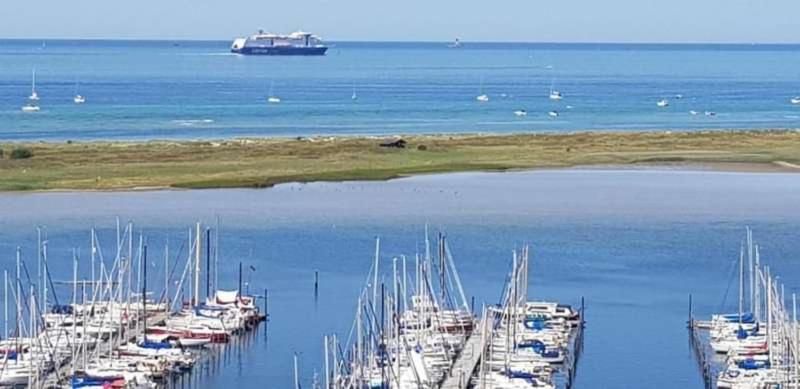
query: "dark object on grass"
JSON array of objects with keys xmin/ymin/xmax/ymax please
[
  {"xmin": 417, "ymin": 144, "xmax": 428, "ymax": 151},
  {"xmin": 10, "ymin": 148, "xmax": 33, "ymax": 160},
  {"xmin": 380, "ymin": 139, "xmax": 407, "ymax": 148}
]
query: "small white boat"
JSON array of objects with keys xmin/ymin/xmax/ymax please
[
  {"xmin": 548, "ymin": 110, "xmax": 559, "ymax": 118},
  {"xmin": 790, "ymin": 97, "xmax": 800, "ymax": 105},
  {"xmin": 689, "ymin": 110, "xmax": 699, "ymax": 115},
  {"xmin": 513, "ymin": 110, "xmax": 527, "ymax": 117},
  {"xmin": 675, "ymin": 94, "xmax": 683, "ymax": 99},
  {"xmin": 22, "ymin": 104, "xmax": 40, "ymax": 112},
  {"xmin": 73, "ymin": 79, "xmax": 85, "ymax": 104},
  {"xmin": 656, "ymin": 99, "xmax": 669, "ymax": 107},
  {"xmin": 476, "ymin": 77, "xmax": 489, "ymax": 102},
  {"xmin": 29, "ymin": 69, "xmax": 40, "ymax": 101},
  {"xmin": 705, "ymin": 111, "xmax": 716, "ymax": 116},
  {"xmin": 351, "ymin": 86, "xmax": 358, "ymax": 101},
  {"xmin": 549, "ymin": 90, "xmax": 563, "ymax": 100},
  {"xmin": 267, "ymin": 81, "xmax": 281, "ymax": 104},
  {"xmin": 447, "ymin": 38, "xmax": 462, "ymax": 48}
]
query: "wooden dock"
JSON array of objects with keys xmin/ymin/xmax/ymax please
[
  {"xmin": 42, "ymin": 311, "xmax": 169, "ymax": 387},
  {"xmin": 441, "ymin": 317, "xmax": 486, "ymax": 389}
]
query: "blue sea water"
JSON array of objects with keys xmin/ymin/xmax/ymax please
[
  {"xmin": 0, "ymin": 40, "xmax": 799, "ymax": 141},
  {"xmin": 0, "ymin": 169, "xmax": 799, "ymax": 387}
]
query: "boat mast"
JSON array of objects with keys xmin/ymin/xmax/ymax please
[
  {"xmin": 164, "ymin": 240, "xmax": 169, "ymax": 312},
  {"xmin": 43, "ymin": 241, "xmax": 48, "ymax": 313},
  {"xmin": 143, "ymin": 244, "xmax": 148, "ymax": 342},
  {"xmin": 373, "ymin": 238, "xmax": 380, "ymax": 307},
  {"xmin": 738, "ymin": 243, "xmax": 744, "ymax": 326},
  {"xmin": 3, "ymin": 270, "xmax": 6, "ymax": 339},
  {"xmin": 323, "ymin": 335, "xmax": 330, "ymax": 389},
  {"xmin": 293, "ymin": 353, "xmax": 300, "ymax": 389},
  {"xmin": 71, "ymin": 249, "xmax": 78, "ymax": 375},
  {"xmin": 91, "ymin": 228, "xmax": 96, "ymax": 297},
  {"xmin": 16, "ymin": 246, "xmax": 22, "ymax": 353},
  {"xmin": 37, "ymin": 227, "xmax": 42, "ymax": 309},
  {"xmin": 194, "ymin": 222, "xmax": 201, "ymax": 306},
  {"xmin": 748, "ymin": 227, "xmax": 754, "ymax": 314}
]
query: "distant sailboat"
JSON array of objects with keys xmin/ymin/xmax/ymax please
[
  {"xmin": 689, "ymin": 110, "xmax": 699, "ymax": 115},
  {"xmin": 548, "ymin": 78, "xmax": 563, "ymax": 100},
  {"xmin": 267, "ymin": 81, "xmax": 281, "ymax": 104},
  {"xmin": 29, "ymin": 69, "xmax": 40, "ymax": 101},
  {"xmin": 548, "ymin": 110, "xmax": 559, "ymax": 118},
  {"xmin": 351, "ymin": 84, "xmax": 358, "ymax": 101},
  {"xmin": 448, "ymin": 38, "xmax": 462, "ymax": 48},
  {"xmin": 476, "ymin": 77, "xmax": 489, "ymax": 102},
  {"xmin": 21, "ymin": 104, "xmax": 40, "ymax": 112},
  {"xmin": 513, "ymin": 109, "xmax": 527, "ymax": 117},
  {"xmin": 73, "ymin": 79, "xmax": 85, "ymax": 104},
  {"xmin": 656, "ymin": 99, "xmax": 669, "ymax": 108},
  {"xmin": 791, "ymin": 97, "xmax": 800, "ymax": 105}
]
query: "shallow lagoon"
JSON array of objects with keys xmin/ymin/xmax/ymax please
[{"xmin": 1, "ymin": 168, "xmax": 799, "ymax": 388}]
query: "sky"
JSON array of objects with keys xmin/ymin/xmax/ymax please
[{"xmin": 0, "ymin": 0, "xmax": 798, "ymax": 43}]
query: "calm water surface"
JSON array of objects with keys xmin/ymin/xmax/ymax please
[
  {"xmin": 1, "ymin": 40, "xmax": 799, "ymax": 140},
  {"xmin": 0, "ymin": 169, "xmax": 799, "ymax": 388}
]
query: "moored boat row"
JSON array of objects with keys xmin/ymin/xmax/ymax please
[{"xmin": 0, "ymin": 220, "xmax": 266, "ymax": 388}]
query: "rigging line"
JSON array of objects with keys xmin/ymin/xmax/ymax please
[{"xmin": 717, "ymin": 255, "xmax": 741, "ymax": 314}]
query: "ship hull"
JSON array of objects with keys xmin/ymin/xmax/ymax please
[{"xmin": 232, "ymin": 46, "xmax": 328, "ymax": 56}]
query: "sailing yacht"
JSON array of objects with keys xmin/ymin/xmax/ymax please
[
  {"xmin": 21, "ymin": 104, "xmax": 40, "ymax": 112},
  {"xmin": 74, "ymin": 79, "xmax": 86, "ymax": 104},
  {"xmin": 548, "ymin": 110, "xmax": 559, "ymax": 118},
  {"xmin": 548, "ymin": 79, "xmax": 563, "ymax": 100},
  {"xmin": 476, "ymin": 77, "xmax": 489, "ymax": 102},
  {"xmin": 791, "ymin": 97, "xmax": 800, "ymax": 105},
  {"xmin": 29, "ymin": 69, "xmax": 40, "ymax": 101},
  {"xmin": 351, "ymin": 84, "xmax": 358, "ymax": 101},
  {"xmin": 514, "ymin": 109, "xmax": 527, "ymax": 117},
  {"xmin": 656, "ymin": 99, "xmax": 669, "ymax": 107},
  {"xmin": 267, "ymin": 81, "xmax": 281, "ymax": 104}
]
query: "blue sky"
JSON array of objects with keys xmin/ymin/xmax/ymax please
[{"xmin": 1, "ymin": 0, "xmax": 798, "ymax": 43}]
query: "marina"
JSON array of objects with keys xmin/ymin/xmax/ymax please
[
  {"xmin": 0, "ymin": 169, "xmax": 798, "ymax": 387},
  {"xmin": 0, "ymin": 221, "xmax": 266, "ymax": 387},
  {"xmin": 690, "ymin": 228, "xmax": 800, "ymax": 388},
  {"xmin": 322, "ymin": 234, "xmax": 583, "ymax": 388}
]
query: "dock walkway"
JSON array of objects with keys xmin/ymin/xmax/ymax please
[{"xmin": 441, "ymin": 317, "xmax": 486, "ymax": 389}]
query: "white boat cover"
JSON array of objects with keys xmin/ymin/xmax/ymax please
[{"xmin": 215, "ymin": 290, "xmax": 239, "ymax": 304}]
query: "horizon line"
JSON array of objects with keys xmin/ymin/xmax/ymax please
[{"xmin": 2, "ymin": 37, "xmax": 800, "ymax": 46}]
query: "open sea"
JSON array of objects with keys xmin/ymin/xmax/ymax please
[
  {"xmin": 1, "ymin": 168, "xmax": 799, "ymax": 387},
  {"xmin": 1, "ymin": 40, "xmax": 800, "ymax": 141}
]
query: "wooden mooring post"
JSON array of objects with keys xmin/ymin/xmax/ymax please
[{"xmin": 687, "ymin": 294, "xmax": 714, "ymax": 389}]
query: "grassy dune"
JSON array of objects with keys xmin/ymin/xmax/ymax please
[{"xmin": 0, "ymin": 130, "xmax": 798, "ymax": 191}]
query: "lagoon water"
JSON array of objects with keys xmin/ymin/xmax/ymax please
[
  {"xmin": 1, "ymin": 40, "xmax": 800, "ymax": 141},
  {"xmin": 0, "ymin": 169, "xmax": 799, "ymax": 387}
]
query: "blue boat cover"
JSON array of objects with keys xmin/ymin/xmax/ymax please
[
  {"xmin": 139, "ymin": 339, "xmax": 173, "ymax": 350},
  {"xmin": 736, "ymin": 327, "xmax": 748, "ymax": 340},
  {"xmin": 720, "ymin": 312, "xmax": 755, "ymax": 324},
  {"xmin": 51, "ymin": 304, "xmax": 74, "ymax": 314},
  {"xmin": 738, "ymin": 358, "xmax": 770, "ymax": 370}
]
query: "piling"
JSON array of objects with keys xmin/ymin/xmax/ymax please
[{"xmin": 314, "ymin": 270, "xmax": 319, "ymax": 297}]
